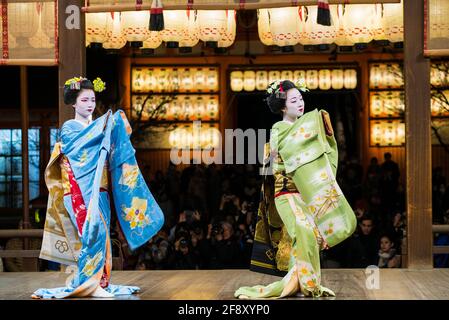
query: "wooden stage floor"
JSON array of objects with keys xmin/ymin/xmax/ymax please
[{"xmin": 1, "ymin": 269, "xmax": 449, "ymax": 300}]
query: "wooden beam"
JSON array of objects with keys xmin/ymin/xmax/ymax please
[
  {"xmin": 0, "ymin": 250, "xmax": 41, "ymax": 258},
  {"xmin": 58, "ymin": 0, "xmax": 86, "ymax": 126},
  {"xmin": 0, "ymin": 229, "xmax": 43, "ymax": 238},
  {"xmin": 83, "ymin": 0, "xmax": 400, "ymax": 12},
  {"xmin": 404, "ymin": 0, "xmax": 433, "ymax": 269}
]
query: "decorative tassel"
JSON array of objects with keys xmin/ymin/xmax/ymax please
[
  {"xmin": 317, "ymin": 0, "xmax": 331, "ymax": 26},
  {"xmin": 149, "ymin": 0, "xmax": 164, "ymax": 31}
]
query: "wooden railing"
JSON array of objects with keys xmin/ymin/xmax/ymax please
[
  {"xmin": 432, "ymin": 225, "xmax": 449, "ymax": 254},
  {"xmin": 0, "ymin": 229, "xmax": 43, "ymax": 258}
]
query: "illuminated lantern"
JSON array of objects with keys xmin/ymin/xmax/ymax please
[
  {"xmin": 370, "ymin": 92, "xmax": 383, "ymax": 118},
  {"xmin": 183, "ymin": 96, "xmax": 194, "ymax": 120},
  {"xmin": 230, "ymin": 71, "xmax": 244, "ymax": 92},
  {"xmin": 169, "ymin": 128, "xmax": 182, "ymax": 148},
  {"xmin": 218, "ymin": 10, "xmax": 236, "ymax": 48},
  {"xmin": 103, "ymin": 12, "xmax": 127, "ymax": 50},
  {"xmin": 201, "ymin": 127, "xmax": 221, "ymax": 149},
  {"xmin": 383, "ymin": 0, "xmax": 403, "ymax": 43},
  {"xmin": 293, "ymin": 70, "xmax": 306, "ymax": 84},
  {"xmin": 85, "ymin": 13, "xmax": 112, "ymax": 48},
  {"xmin": 369, "ymin": 64, "xmax": 382, "ymax": 89},
  {"xmin": 306, "ymin": 70, "xmax": 319, "ymax": 90},
  {"xmin": 370, "ymin": 121, "xmax": 383, "ymax": 145},
  {"xmin": 431, "ymin": 63, "xmax": 447, "ymax": 87},
  {"xmin": 194, "ymin": 68, "xmax": 207, "ymax": 91},
  {"xmin": 206, "ymin": 68, "xmax": 219, "ymax": 92},
  {"xmin": 179, "ymin": 10, "xmax": 199, "ymax": 52},
  {"xmin": 342, "ymin": 4, "xmax": 376, "ymax": 44},
  {"xmin": 257, "ymin": 9, "xmax": 274, "ymax": 46},
  {"xmin": 268, "ymin": 70, "xmax": 281, "ymax": 84},
  {"xmin": 372, "ymin": 3, "xmax": 387, "ymax": 41},
  {"xmin": 194, "ymin": 96, "xmax": 206, "ymax": 120},
  {"xmin": 160, "ymin": 10, "xmax": 188, "ymax": 48},
  {"xmin": 141, "ymin": 31, "xmax": 162, "ymax": 52},
  {"xmin": 343, "ymin": 69, "xmax": 357, "ymax": 89},
  {"xmin": 334, "ymin": 5, "xmax": 353, "ymax": 46},
  {"xmin": 302, "ymin": 5, "xmax": 337, "ymax": 45},
  {"xmin": 318, "ymin": 69, "xmax": 332, "ymax": 90},
  {"xmin": 121, "ymin": 11, "xmax": 151, "ymax": 47},
  {"xmin": 8, "ymin": 3, "xmax": 39, "ymax": 39},
  {"xmin": 256, "ymin": 71, "xmax": 268, "ymax": 91},
  {"xmin": 269, "ymin": 7, "xmax": 301, "ymax": 49},
  {"xmin": 181, "ymin": 68, "xmax": 194, "ymax": 92},
  {"xmin": 281, "ymin": 70, "xmax": 293, "ymax": 82},
  {"xmin": 197, "ymin": 10, "xmax": 227, "ymax": 48},
  {"xmin": 206, "ymin": 96, "xmax": 219, "ymax": 120},
  {"xmin": 331, "ymin": 69, "xmax": 344, "ymax": 90},
  {"xmin": 243, "ymin": 71, "xmax": 256, "ymax": 92}
]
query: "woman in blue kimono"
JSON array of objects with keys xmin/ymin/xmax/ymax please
[{"xmin": 32, "ymin": 77, "xmax": 164, "ymax": 298}]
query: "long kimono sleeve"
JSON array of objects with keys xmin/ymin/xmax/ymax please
[{"xmin": 109, "ymin": 110, "xmax": 164, "ymax": 250}]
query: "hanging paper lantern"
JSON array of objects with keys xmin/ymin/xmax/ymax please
[
  {"xmin": 8, "ymin": 3, "xmax": 39, "ymax": 39},
  {"xmin": 243, "ymin": 70, "xmax": 256, "ymax": 92},
  {"xmin": 343, "ymin": 69, "xmax": 357, "ymax": 89},
  {"xmin": 331, "ymin": 69, "xmax": 344, "ymax": 90},
  {"xmin": 306, "ymin": 70, "xmax": 319, "ymax": 90},
  {"xmin": 341, "ymin": 4, "xmax": 376, "ymax": 44},
  {"xmin": 206, "ymin": 95, "xmax": 219, "ymax": 120},
  {"xmin": 85, "ymin": 12, "xmax": 112, "ymax": 47},
  {"xmin": 197, "ymin": 10, "xmax": 228, "ymax": 48},
  {"xmin": 194, "ymin": 68, "xmax": 207, "ymax": 91},
  {"xmin": 382, "ymin": 0, "xmax": 403, "ymax": 43},
  {"xmin": 334, "ymin": 5, "xmax": 353, "ymax": 46},
  {"xmin": 183, "ymin": 96, "xmax": 194, "ymax": 120},
  {"xmin": 201, "ymin": 127, "xmax": 221, "ymax": 149},
  {"xmin": 179, "ymin": 10, "xmax": 199, "ymax": 51},
  {"xmin": 230, "ymin": 71, "xmax": 244, "ymax": 92},
  {"xmin": 293, "ymin": 70, "xmax": 306, "ymax": 84},
  {"xmin": 269, "ymin": 7, "xmax": 301, "ymax": 48},
  {"xmin": 255, "ymin": 71, "xmax": 268, "ymax": 91},
  {"xmin": 206, "ymin": 68, "xmax": 219, "ymax": 92},
  {"xmin": 430, "ymin": 62, "xmax": 447, "ymax": 87},
  {"xmin": 160, "ymin": 10, "xmax": 189, "ymax": 48},
  {"xmin": 370, "ymin": 120, "xmax": 405, "ymax": 146},
  {"xmin": 141, "ymin": 31, "xmax": 162, "ymax": 50},
  {"xmin": 318, "ymin": 69, "xmax": 332, "ymax": 90},
  {"xmin": 280, "ymin": 70, "xmax": 293, "ymax": 82},
  {"xmin": 103, "ymin": 12, "xmax": 127, "ymax": 50},
  {"xmin": 218, "ymin": 10, "xmax": 236, "ymax": 48},
  {"xmin": 371, "ymin": 3, "xmax": 387, "ymax": 41},
  {"xmin": 268, "ymin": 70, "xmax": 281, "ymax": 84},
  {"xmin": 257, "ymin": 9, "xmax": 274, "ymax": 46},
  {"xmin": 302, "ymin": 5, "xmax": 337, "ymax": 45},
  {"xmin": 194, "ymin": 96, "xmax": 206, "ymax": 120},
  {"xmin": 180, "ymin": 68, "xmax": 194, "ymax": 92},
  {"xmin": 121, "ymin": 11, "xmax": 151, "ymax": 47}
]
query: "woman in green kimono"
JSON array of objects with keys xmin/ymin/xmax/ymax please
[{"xmin": 235, "ymin": 80, "xmax": 356, "ymax": 299}]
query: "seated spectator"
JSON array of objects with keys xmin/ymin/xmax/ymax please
[
  {"xmin": 345, "ymin": 215, "xmax": 379, "ymax": 268},
  {"xmin": 377, "ymin": 234, "xmax": 401, "ymax": 268}
]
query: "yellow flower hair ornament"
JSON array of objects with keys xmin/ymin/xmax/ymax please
[{"xmin": 93, "ymin": 77, "xmax": 106, "ymax": 93}]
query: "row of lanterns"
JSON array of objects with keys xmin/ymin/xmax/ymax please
[
  {"xmin": 132, "ymin": 94, "xmax": 219, "ymax": 121},
  {"xmin": 168, "ymin": 125, "xmax": 221, "ymax": 149},
  {"xmin": 370, "ymin": 120, "xmax": 405, "ymax": 146},
  {"xmin": 230, "ymin": 68, "xmax": 357, "ymax": 92},
  {"xmin": 370, "ymin": 62, "xmax": 449, "ymax": 89},
  {"xmin": 86, "ymin": 10, "xmax": 236, "ymax": 50},
  {"xmin": 132, "ymin": 67, "xmax": 219, "ymax": 93},
  {"xmin": 370, "ymin": 90, "xmax": 449, "ymax": 118},
  {"xmin": 258, "ymin": 2, "xmax": 404, "ymax": 49}
]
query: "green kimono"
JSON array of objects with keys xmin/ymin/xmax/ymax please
[{"xmin": 235, "ymin": 109, "xmax": 356, "ymax": 299}]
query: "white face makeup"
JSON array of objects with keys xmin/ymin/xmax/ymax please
[
  {"xmin": 73, "ymin": 89, "xmax": 96, "ymax": 123},
  {"xmin": 282, "ymin": 88, "xmax": 305, "ymax": 122}
]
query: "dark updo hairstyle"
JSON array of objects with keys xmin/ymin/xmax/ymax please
[
  {"xmin": 63, "ymin": 78, "xmax": 95, "ymax": 105},
  {"xmin": 266, "ymin": 80, "xmax": 298, "ymax": 115}
]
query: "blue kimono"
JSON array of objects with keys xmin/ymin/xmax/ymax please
[{"xmin": 32, "ymin": 110, "xmax": 164, "ymax": 298}]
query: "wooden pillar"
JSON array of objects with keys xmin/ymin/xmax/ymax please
[
  {"xmin": 20, "ymin": 66, "xmax": 30, "ymax": 230},
  {"xmin": 58, "ymin": 0, "xmax": 86, "ymax": 126},
  {"xmin": 404, "ymin": 0, "xmax": 433, "ymax": 268}
]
